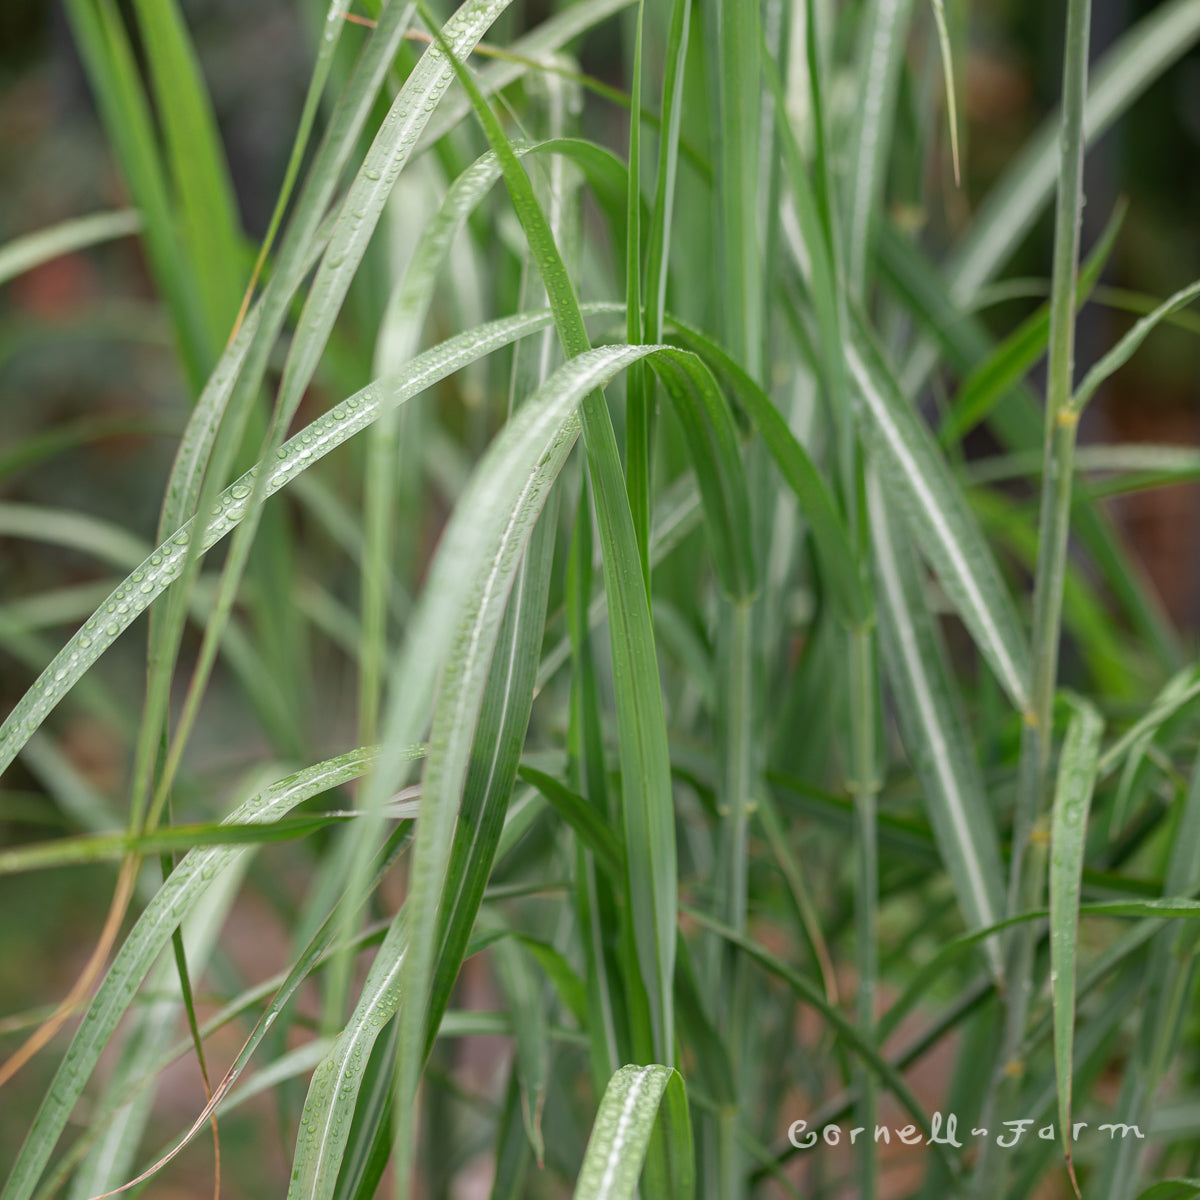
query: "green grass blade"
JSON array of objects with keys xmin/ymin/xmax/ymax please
[
  {"xmin": 61, "ymin": 0, "xmax": 209, "ymax": 385},
  {"xmin": 844, "ymin": 0, "xmax": 915, "ymax": 295},
  {"xmin": 64, "ymin": 855, "xmax": 246, "ymax": 1198},
  {"xmin": 328, "ymin": 1017, "xmax": 401, "ymax": 1200},
  {"xmin": 869, "ymin": 479, "xmax": 1006, "ymax": 976},
  {"xmin": 287, "ymin": 917, "xmax": 411, "ymax": 1199},
  {"xmin": 715, "ymin": 0, "xmax": 762, "ymax": 372},
  {"xmin": 129, "ymin": 0, "xmax": 245, "ymax": 338},
  {"xmin": 155, "ymin": 208, "xmax": 337, "ymax": 543},
  {"xmin": 572, "ymin": 1065, "xmax": 693, "ymax": 1200},
  {"xmin": 1072, "ymin": 277, "xmax": 1200, "ymax": 413},
  {"xmin": 643, "ymin": 0, "xmax": 690, "ymax": 343},
  {"xmin": 423, "ymin": 493, "xmax": 560, "ymax": 1048},
  {"xmin": 762, "ymin": 45, "xmax": 847, "ymax": 429},
  {"xmin": 997, "ymin": 8, "xmax": 1096, "ymax": 1188},
  {"xmin": 1099, "ymin": 663, "xmax": 1200, "ymax": 779},
  {"xmin": 489, "ymin": 1068, "xmax": 533, "ymax": 1200},
  {"xmin": 1098, "ymin": 748, "xmax": 1200, "ymax": 1199},
  {"xmin": 511, "ymin": 933, "xmax": 588, "ymax": 1026},
  {"xmin": 1130, "ymin": 1184, "xmax": 1200, "ymax": 1200},
  {"xmin": 87, "ymin": 848, "xmax": 410, "ymax": 1200},
  {"xmin": 567, "ymin": 478, "xmax": 628, "ymax": 1086},
  {"xmin": 298, "ymin": 340, "xmax": 699, "ymax": 1197},
  {"xmin": 276, "ymin": 0, "xmax": 510, "ymax": 453},
  {"xmin": 1049, "ymin": 698, "xmax": 1104, "ymax": 1189},
  {"xmin": 624, "ymin": 2, "xmax": 650, "ymax": 587},
  {"xmin": 753, "ymin": 793, "xmax": 839, "ymax": 1006},
  {"xmin": 154, "ymin": 0, "xmax": 503, "ymax": 826},
  {"xmin": 517, "ymin": 765, "xmax": 625, "ymax": 877},
  {"xmin": 847, "ymin": 313, "xmax": 1030, "ymax": 708},
  {"xmin": 0, "ymin": 210, "xmax": 141, "ymax": 287},
  {"xmin": 0, "ymin": 814, "xmax": 365, "ymax": 876},
  {"xmin": 646, "ymin": 354, "xmax": 756, "ymax": 603},
  {"xmin": 879, "ymin": 895, "xmax": 1200, "ymax": 1050},
  {"xmin": 0, "ymin": 503, "xmax": 149, "ymax": 570},
  {"xmin": 135, "ymin": 0, "xmax": 422, "ymax": 825},
  {"xmin": 664, "ymin": 318, "xmax": 868, "ymax": 626},
  {"xmin": 236, "ymin": 0, "xmax": 356, "ymax": 326},
  {"xmin": 928, "ymin": 0, "xmax": 961, "ymax": 183},
  {"xmin": 489, "ymin": 934, "xmax": 550, "ymax": 1165}
]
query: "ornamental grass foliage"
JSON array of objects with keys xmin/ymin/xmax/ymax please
[{"xmin": 2, "ymin": 1, "xmax": 1200, "ymax": 1197}]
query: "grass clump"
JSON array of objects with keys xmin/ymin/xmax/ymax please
[{"xmin": 2, "ymin": 2, "xmax": 1200, "ymax": 1198}]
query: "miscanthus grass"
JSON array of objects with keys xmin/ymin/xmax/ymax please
[{"xmin": 2, "ymin": 1, "xmax": 1200, "ymax": 1197}]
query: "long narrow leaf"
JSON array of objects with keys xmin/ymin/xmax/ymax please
[
  {"xmin": 572, "ymin": 1065, "xmax": 693, "ymax": 1200},
  {"xmin": 1049, "ymin": 699, "xmax": 1104, "ymax": 1188},
  {"xmin": 848, "ymin": 312, "xmax": 1030, "ymax": 709}
]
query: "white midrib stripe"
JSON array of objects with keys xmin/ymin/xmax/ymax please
[{"xmin": 596, "ymin": 1067, "xmax": 652, "ymax": 1200}]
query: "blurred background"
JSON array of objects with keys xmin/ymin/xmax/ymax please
[{"xmin": 1, "ymin": 1, "xmax": 1198, "ymax": 1194}]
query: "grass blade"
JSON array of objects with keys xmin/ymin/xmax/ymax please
[
  {"xmin": 517, "ymin": 765, "xmax": 625, "ymax": 877},
  {"xmin": 847, "ymin": 313, "xmax": 1030, "ymax": 708},
  {"xmin": 572, "ymin": 1065, "xmax": 693, "ymax": 1200},
  {"xmin": 62, "ymin": 0, "xmax": 209, "ymax": 384},
  {"xmin": 664, "ymin": 318, "xmax": 869, "ymax": 627},
  {"xmin": 0, "ymin": 814, "xmax": 371, "ymax": 876},
  {"xmin": 1049, "ymin": 699, "xmax": 1104, "ymax": 1193},
  {"xmin": 845, "ymin": 0, "xmax": 914, "ymax": 295},
  {"xmin": 128, "ymin": 0, "xmax": 245, "ymax": 338},
  {"xmin": 0, "ymin": 211, "xmax": 141, "ymax": 287},
  {"xmin": 928, "ymin": 0, "xmax": 961, "ymax": 183},
  {"xmin": 1072, "ymin": 277, "xmax": 1200, "ymax": 413},
  {"xmin": 1130, "ymin": 1184, "xmax": 1200, "ymax": 1200},
  {"xmin": 869, "ymin": 478, "xmax": 1006, "ymax": 975}
]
